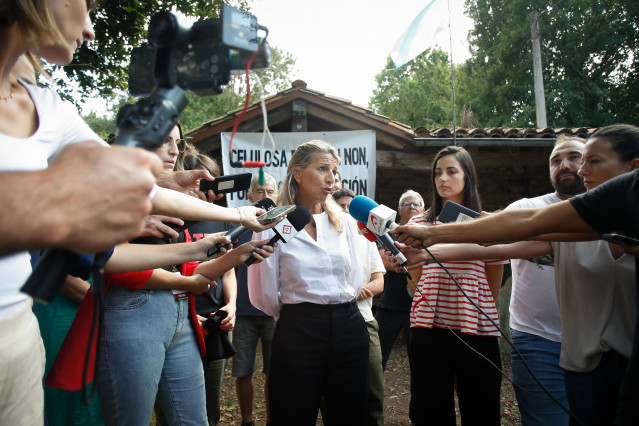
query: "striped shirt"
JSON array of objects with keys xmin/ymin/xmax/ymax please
[{"xmin": 409, "ymin": 215, "xmax": 508, "ymax": 337}]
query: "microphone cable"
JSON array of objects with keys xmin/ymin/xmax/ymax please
[{"xmin": 406, "ymin": 245, "xmax": 582, "ymax": 425}]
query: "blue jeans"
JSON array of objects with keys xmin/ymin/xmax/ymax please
[
  {"xmin": 510, "ymin": 329, "xmax": 569, "ymax": 426},
  {"xmin": 96, "ymin": 287, "xmax": 207, "ymax": 426},
  {"xmin": 564, "ymin": 350, "xmax": 628, "ymax": 426}
]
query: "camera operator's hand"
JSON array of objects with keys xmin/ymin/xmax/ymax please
[
  {"xmin": 195, "ymin": 233, "xmax": 232, "ymax": 260},
  {"xmin": 140, "ymin": 215, "xmax": 184, "ymax": 239},
  {"xmin": 2, "ymin": 142, "xmax": 160, "ymax": 255}
]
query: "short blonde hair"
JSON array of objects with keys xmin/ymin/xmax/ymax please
[{"xmin": 278, "ymin": 140, "xmax": 343, "ymax": 232}]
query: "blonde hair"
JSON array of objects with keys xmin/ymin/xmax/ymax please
[
  {"xmin": 1, "ymin": 0, "xmax": 67, "ymax": 50},
  {"xmin": 278, "ymin": 140, "xmax": 343, "ymax": 233}
]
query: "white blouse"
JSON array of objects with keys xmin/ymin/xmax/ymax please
[{"xmin": 247, "ymin": 211, "xmax": 363, "ymax": 319}]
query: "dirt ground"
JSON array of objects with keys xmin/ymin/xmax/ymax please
[{"xmin": 216, "ymin": 333, "xmax": 521, "ymax": 425}]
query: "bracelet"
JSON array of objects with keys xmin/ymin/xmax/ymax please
[{"xmin": 235, "ymin": 207, "xmax": 243, "ymax": 226}]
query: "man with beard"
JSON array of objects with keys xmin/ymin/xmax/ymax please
[{"xmin": 505, "ymin": 135, "xmax": 586, "ymax": 425}]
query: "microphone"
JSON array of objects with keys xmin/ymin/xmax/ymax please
[
  {"xmin": 349, "ymin": 195, "xmax": 398, "ymax": 235},
  {"xmin": 357, "ymin": 221, "xmax": 411, "ymax": 277},
  {"xmin": 207, "ymin": 198, "xmax": 276, "ymax": 257},
  {"xmin": 244, "ymin": 205, "xmax": 311, "ymax": 266}
]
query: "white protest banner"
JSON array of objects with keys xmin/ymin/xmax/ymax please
[{"xmin": 220, "ymin": 130, "xmax": 376, "ymax": 207}]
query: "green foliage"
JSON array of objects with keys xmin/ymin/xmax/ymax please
[
  {"xmin": 83, "ymin": 112, "xmax": 117, "ymax": 140},
  {"xmin": 370, "ymin": 0, "xmax": 639, "ymax": 128},
  {"xmin": 54, "ymin": 0, "xmax": 249, "ymax": 102},
  {"xmin": 178, "ymin": 46, "xmax": 297, "ymax": 131},
  {"xmin": 463, "ymin": 0, "xmax": 639, "ymax": 127},
  {"xmin": 369, "ymin": 49, "xmax": 460, "ymax": 128}
]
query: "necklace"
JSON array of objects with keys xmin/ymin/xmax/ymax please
[{"xmin": 0, "ymin": 86, "xmax": 14, "ymax": 101}]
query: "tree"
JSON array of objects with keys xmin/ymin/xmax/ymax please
[
  {"xmin": 179, "ymin": 46, "xmax": 297, "ymax": 131},
  {"xmin": 463, "ymin": 0, "xmax": 639, "ymax": 127},
  {"xmin": 369, "ymin": 48, "xmax": 460, "ymax": 128},
  {"xmin": 55, "ymin": 0, "xmax": 249, "ymax": 103}
]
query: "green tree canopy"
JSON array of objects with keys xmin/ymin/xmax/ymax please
[
  {"xmin": 369, "ymin": 48, "xmax": 459, "ymax": 128},
  {"xmin": 463, "ymin": 0, "xmax": 639, "ymax": 127}
]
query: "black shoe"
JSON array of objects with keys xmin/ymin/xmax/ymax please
[{"xmin": 241, "ymin": 422, "xmax": 255, "ymax": 426}]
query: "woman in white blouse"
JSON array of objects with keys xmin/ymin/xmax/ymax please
[{"xmin": 248, "ymin": 140, "xmax": 369, "ymax": 425}]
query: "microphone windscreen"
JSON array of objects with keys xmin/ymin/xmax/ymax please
[
  {"xmin": 349, "ymin": 195, "xmax": 379, "ymax": 224},
  {"xmin": 254, "ymin": 197, "xmax": 276, "ymax": 210},
  {"xmin": 286, "ymin": 206, "xmax": 311, "ymax": 230}
]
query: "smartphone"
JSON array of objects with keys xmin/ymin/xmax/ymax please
[
  {"xmin": 257, "ymin": 205, "xmax": 296, "ymax": 224},
  {"xmin": 602, "ymin": 233, "xmax": 639, "ymax": 247},
  {"xmin": 437, "ymin": 201, "xmax": 481, "ymax": 223},
  {"xmin": 199, "ymin": 173, "xmax": 252, "ymax": 195}
]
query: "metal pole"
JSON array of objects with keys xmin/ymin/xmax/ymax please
[{"xmin": 530, "ymin": 12, "xmax": 548, "ymax": 128}]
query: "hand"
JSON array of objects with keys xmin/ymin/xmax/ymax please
[
  {"xmin": 391, "ymin": 223, "xmax": 432, "ymax": 248},
  {"xmin": 218, "ymin": 305, "xmax": 236, "ymax": 332},
  {"xmin": 235, "ymin": 238, "xmax": 275, "ymax": 264},
  {"xmin": 140, "ymin": 215, "xmax": 184, "ymax": 239},
  {"xmin": 237, "ymin": 205, "xmax": 284, "ymax": 232},
  {"xmin": 197, "ymin": 314, "xmax": 210, "ymax": 337},
  {"xmin": 44, "ymin": 143, "xmax": 159, "ymax": 253},
  {"xmin": 156, "ymin": 169, "xmax": 213, "ymax": 196},
  {"xmin": 357, "ymin": 284, "xmax": 374, "ymax": 301},
  {"xmin": 194, "ymin": 233, "xmax": 232, "ymax": 260},
  {"xmin": 187, "ymin": 274, "xmax": 211, "ymax": 295},
  {"xmin": 386, "ymin": 242, "xmax": 429, "ymax": 271}
]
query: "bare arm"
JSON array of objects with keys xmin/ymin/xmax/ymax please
[
  {"xmin": 357, "ymin": 271, "xmax": 385, "ymax": 301},
  {"xmin": 104, "ymin": 235, "xmax": 230, "ymax": 273},
  {"xmin": 141, "ymin": 268, "xmax": 210, "ymax": 295},
  {"xmin": 60, "ymin": 275, "xmax": 91, "ymax": 303},
  {"xmin": 485, "ymin": 264, "xmax": 504, "ymax": 302},
  {"xmin": 193, "ymin": 239, "xmax": 274, "ymax": 281},
  {"xmin": 218, "ymin": 268, "xmax": 237, "ymax": 332},
  {"xmin": 0, "ymin": 143, "xmax": 159, "ymax": 255},
  {"xmin": 393, "ymin": 201, "xmax": 593, "ymax": 248}
]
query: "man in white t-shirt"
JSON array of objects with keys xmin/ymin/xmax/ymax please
[{"xmin": 506, "ymin": 135, "xmax": 586, "ymax": 426}]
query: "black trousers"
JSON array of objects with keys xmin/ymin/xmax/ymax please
[
  {"xmin": 409, "ymin": 327, "xmax": 502, "ymax": 426},
  {"xmin": 269, "ymin": 302, "xmax": 369, "ymax": 426},
  {"xmin": 375, "ymin": 307, "xmax": 411, "ymax": 370}
]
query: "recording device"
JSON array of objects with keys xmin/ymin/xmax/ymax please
[
  {"xmin": 357, "ymin": 221, "xmax": 411, "ymax": 277},
  {"xmin": 256, "ymin": 205, "xmax": 295, "ymax": 224},
  {"xmin": 349, "ymin": 196, "xmax": 398, "ymax": 235},
  {"xmin": 129, "ymin": 5, "xmax": 271, "ymax": 97},
  {"xmin": 350, "ymin": 196, "xmax": 399, "ymax": 236},
  {"xmin": 21, "ymin": 5, "xmax": 270, "ymax": 303},
  {"xmin": 438, "ymin": 201, "xmax": 480, "ymax": 223},
  {"xmin": 199, "ymin": 173, "xmax": 252, "ymax": 195},
  {"xmin": 202, "ymin": 310, "xmax": 228, "ymax": 332},
  {"xmin": 207, "ymin": 198, "xmax": 276, "ymax": 257},
  {"xmin": 244, "ymin": 206, "xmax": 311, "ymax": 266},
  {"xmin": 602, "ymin": 233, "xmax": 639, "ymax": 247}
]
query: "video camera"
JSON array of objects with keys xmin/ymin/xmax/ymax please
[
  {"xmin": 115, "ymin": 4, "xmax": 270, "ymax": 151},
  {"xmin": 129, "ymin": 5, "xmax": 272, "ymax": 97}
]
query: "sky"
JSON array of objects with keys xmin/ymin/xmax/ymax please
[{"xmin": 249, "ymin": 0, "xmax": 474, "ymax": 107}]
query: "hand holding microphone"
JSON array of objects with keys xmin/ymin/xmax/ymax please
[
  {"xmin": 207, "ymin": 198, "xmax": 276, "ymax": 257},
  {"xmin": 356, "ymin": 220, "xmax": 411, "ymax": 278},
  {"xmin": 244, "ymin": 206, "xmax": 311, "ymax": 266}
]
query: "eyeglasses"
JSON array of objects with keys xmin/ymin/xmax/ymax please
[
  {"xmin": 401, "ymin": 202, "xmax": 423, "ymax": 208},
  {"xmin": 162, "ymin": 138, "xmax": 187, "ymax": 153}
]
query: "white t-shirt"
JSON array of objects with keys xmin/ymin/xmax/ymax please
[
  {"xmin": 354, "ymin": 234, "xmax": 385, "ymax": 322},
  {"xmin": 0, "ymin": 82, "xmax": 104, "ymax": 320},
  {"xmin": 505, "ymin": 193, "xmax": 562, "ymax": 342},
  {"xmin": 248, "ymin": 212, "xmax": 363, "ymax": 320}
]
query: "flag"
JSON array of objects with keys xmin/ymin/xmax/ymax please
[{"xmin": 390, "ymin": 0, "xmax": 449, "ymax": 68}]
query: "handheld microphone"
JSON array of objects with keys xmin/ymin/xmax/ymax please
[
  {"xmin": 244, "ymin": 206, "xmax": 311, "ymax": 266},
  {"xmin": 207, "ymin": 198, "xmax": 276, "ymax": 257},
  {"xmin": 349, "ymin": 195, "xmax": 398, "ymax": 235},
  {"xmin": 357, "ymin": 221, "xmax": 411, "ymax": 277}
]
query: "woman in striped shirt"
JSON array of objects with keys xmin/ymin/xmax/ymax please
[{"xmin": 408, "ymin": 146, "xmax": 506, "ymax": 426}]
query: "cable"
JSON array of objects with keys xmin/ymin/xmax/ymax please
[
  {"xmin": 411, "ymin": 246, "xmax": 583, "ymax": 425},
  {"xmin": 228, "ymin": 28, "xmax": 270, "ymax": 170}
]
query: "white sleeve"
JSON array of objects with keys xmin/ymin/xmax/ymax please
[{"xmin": 247, "ymin": 230, "xmax": 282, "ymax": 319}]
